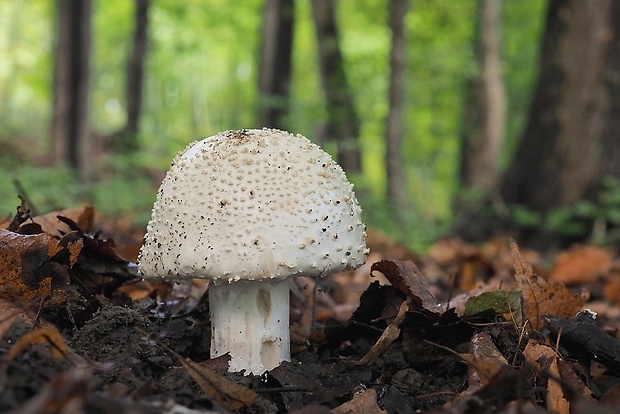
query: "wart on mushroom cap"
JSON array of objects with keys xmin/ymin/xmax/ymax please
[{"xmin": 138, "ymin": 128, "xmax": 369, "ymax": 374}]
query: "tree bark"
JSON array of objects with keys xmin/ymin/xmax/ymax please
[
  {"xmin": 599, "ymin": 1, "xmax": 620, "ymax": 179},
  {"xmin": 258, "ymin": 0, "xmax": 294, "ymax": 130},
  {"xmin": 51, "ymin": 0, "xmax": 93, "ymax": 181},
  {"xmin": 311, "ymin": 0, "xmax": 361, "ymax": 173},
  {"xmin": 126, "ymin": 0, "xmax": 150, "ymax": 145},
  {"xmin": 459, "ymin": 0, "xmax": 505, "ymax": 194},
  {"xmin": 385, "ymin": 0, "xmax": 409, "ymax": 206},
  {"xmin": 500, "ymin": 0, "xmax": 611, "ymax": 212},
  {"xmin": 108, "ymin": 0, "xmax": 150, "ymax": 152}
]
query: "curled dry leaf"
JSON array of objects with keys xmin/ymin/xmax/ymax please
[
  {"xmin": 523, "ymin": 340, "xmax": 570, "ymax": 414},
  {"xmin": 33, "ymin": 206, "xmax": 95, "ymax": 236},
  {"xmin": 510, "ymin": 240, "xmax": 588, "ymax": 330},
  {"xmin": 462, "ymin": 332, "xmax": 509, "ymax": 389},
  {"xmin": 0, "ymin": 299, "xmax": 55, "ymax": 339},
  {"xmin": 354, "ymin": 300, "xmax": 409, "ymax": 365},
  {"xmin": 4, "ymin": 327, "xmax": 70, "ymax": 361},
  {"xmin": 0, "ymin": 228, "xmax": 82, "ymax": 304},
  {"xmin": 370, "ymin": 259, "xmax": 440, "ymax": 315}
]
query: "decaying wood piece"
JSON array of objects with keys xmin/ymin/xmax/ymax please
[{"xmin": 543, "ymin": 311, "xmax": 620, "ymax": 373}]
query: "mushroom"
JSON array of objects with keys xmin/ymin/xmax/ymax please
[{"xmin": 138, "ymin": 128, "xmax": 369, "ymax": 375}]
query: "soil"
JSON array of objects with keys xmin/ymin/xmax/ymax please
[
  {"xmin": 2, "ymin": 216, "xmax": 620, "ymax": 413},
  {"xmin": 0, "ymin": 276, "xmax": 472, "ymax": 413}
]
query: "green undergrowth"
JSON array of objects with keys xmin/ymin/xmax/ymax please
[
  {"xmin": 0, "ymin": 155, "xmax": 156, "ymax": 226},
  {"xmin": 1, "ymin": 158, "xmax": 445, "ymax": 253}
]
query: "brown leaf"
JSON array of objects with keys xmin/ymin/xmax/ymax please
[
  {"xmin": 0, "ymin": 228, "xmax": 79, "ymax": 304},
  {"xmin": 0, "ymin": 299, "xmax": 56, "ymax": 339},
  {"xmin": 510, "ymin": 240, "xmax": 588, "ymax": 330},
  {"xmin": 4, "ymin": 327, "xmax": 70, "ymax": 361},
  {"xmin": 33, "ymin": 206, "xmax": 95, "ymax": 236},
  {"xmin": 462, "ymin": 332, "xmax": 509, "ymax": 388},
  {"xmin": 167, "ymin": 348, "xmax": 256, "ymax": 411},
  {"xmin": 331, "ymin": 388, "xmax": 387, "ymax": 414},
  {"xmin": 370, "ymin": 260, "xmax": 440, "ymax": 314},
  {"xmin": 354, "ymin": 300, "xmax": 409, "ymax": 365},
  {"xmin": 523, "ymin": 340, "xmax": 570, "ymax": 414},
  {"xmin": 550, "ymin": 245, "xmax": 612, "ymax": 284},
  {"xmin": 14, "ymin": 366, "xmax": 91, "ymax": 413},
  {"xmin": 600, "ymin": 383, "xmax": 620, "ymax": 409}
]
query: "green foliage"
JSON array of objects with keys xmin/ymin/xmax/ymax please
[
  {"xmin": 0, "ymin": 155, "xmax": 156, "ymax": 225},
  {"xmin": 0, "ymin": 1, "xmax": 53, "ymax": 138},
  {"xmin": 0, "ymin": 164, "xmax": 82, "ymax": 218},
  {"xmin": 87, "ymin": 153, "xmax": 157, "ymax": 223},
  {"xmin": 0, "ymin": 1, "xmax": 547, "ymax": 250},
  {"xmin": 464, "ymin": 290, "xmax": 522, "ymax": 320},
  {"xmin": 508, "ymin": 176, "xmax": 620, "ymax": 244}
]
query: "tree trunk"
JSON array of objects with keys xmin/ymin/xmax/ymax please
[
  {"xmin": 258, "ymin": 0, "xmax": 294, "ymax": 130},
  {"xmin": 108, "ymin": 0, "xmax": 150, "ymax": 152},
  {"xmin": 599, "ymin": 1, "xmax": 620, "ymax": 179},
  {"xmin": 126, "ymin": 0, "xmax": 150, "ymax": 146},
  {"xmin": 454, "ymin": 0, "xmax": 620, "ymax": 246},
  {"xmin": 311, "ymin": 0, "xmax": 361, "ymax": 173},
  {"xmin": 51, "ymin": 0, "xmax": 93, "ymax": 181},
  {"xmin": 500, "ymin": 0, "xmax": 611, "ymax": 212},
  {"xmin": 385, "ymin": 0, "xmax": 409, "ymax": 207},
  {"xmin": 459, "ymin": 0, "xmax": 505, "ymax": 194}
]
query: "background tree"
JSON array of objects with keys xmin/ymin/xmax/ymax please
[
  {"xmin": 311, "ymin": 0, "xmax": 361, "ymax": 173},
  {"xmin": 458, "ymin": 0, "xmax": 505, "ymax": 200},
  {"xmin": 385, "ymin": 0, "xmax": 409, "ymax": 209},
  {"xmin": 501, "ymin": 0, "xmax": 612, "ymax": 215},
  {"xmin": 50, "ymin": 0, "xmax": 92, "ymax": 181},
  {"xmin": 109, "ymin": 0, "xmax": 150, "ymax": 152},
  {"xmin": 0, "ymin": 1, "xmax": 548, "ymax": 249},
  {"xmin": 454, "ymin": 0, "xmax": 620, "ymax": 247},
  {"xmin": 257, "ymin": 0, "xmax": 294, "ymax": 129}
]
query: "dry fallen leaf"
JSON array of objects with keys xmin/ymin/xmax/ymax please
[
  {"xmin": 370, "ymin": 259, "xmax": 440, "ymax": 314},
  {"xmin": 0, "ymin": 299, "xmax": 56, "ymax": 339},
  {"xmin": 331, "ymin": 388, "xmax": 387, "ymax": 414},
  {"xmin": 165, "ymin": 346, "xmax": 257, "ymax": 411},
  {"xmin": 4, "ymin": 327, "xmax": 70, "ymax": 361},
  {"xmin": 13, "ymin": 366, "xmax": 92, "ymax": 414},
  {"xmin": 462, "ymin": 332, "xmax": 509, "ymax": 388},
  {"xmin": 510, "ymin": 240, "xmax": 588, "ymax": 330},
  {"xmin": 0, "ymin": 228, "xmax": 82, "ymax": 304},
  {"xmin": 32, "ymin": 206, "xmax": 95, "ymax": 236},
  {"xmin": 523, "ymin": 340, "xmax": 570, "ymax": 414},
  {"xmin": 354, "ymin": 300, "xmax": 409, "ymax": 365},
  {"xmin": 550, "ymin": 245, "xmax": 612, "ymax": 284}
]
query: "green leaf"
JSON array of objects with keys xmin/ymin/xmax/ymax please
[{"xmin": 464, "ymin": 290, "xmax": 523, "ymax": 321}]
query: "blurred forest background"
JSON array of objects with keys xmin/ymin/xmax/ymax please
[{"xmin": 1, "ymin": 0, "xmax": 619, "ymax": 252}]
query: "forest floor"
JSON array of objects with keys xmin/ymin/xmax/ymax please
[{"xmin": 2, "ymin": 205, "xmax": 620, "ymax": 413}]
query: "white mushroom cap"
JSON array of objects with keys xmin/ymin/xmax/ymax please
[{"xmin": 138, "ymin": 128, "xmax": 369, "ymax": 282}]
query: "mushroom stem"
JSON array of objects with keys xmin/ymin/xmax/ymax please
[{"xmin": 209, "ymin": 279, "xmax": 290, "ymax": 374}]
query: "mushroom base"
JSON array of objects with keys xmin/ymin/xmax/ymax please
[{"xmin": 209, "ymin": 279, "xmax": 291, "ymax": 375}]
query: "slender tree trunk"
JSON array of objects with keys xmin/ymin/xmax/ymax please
[
  {"xmin": 458, "ymin": 0, "xmax": 505, "ymax": 195},
  {"xmin": 125, "ymin": 0, "xmax": 150, "ymax": 143},
  {"xmin": 500, "ymin": 0, "xmax": 611, "ymax": 212},
  {"xmin": 109, "ymin": 0, "xmax": 150, "ymax": 152},
  {"xmin": 311, "ymin": 0, "xmax": 361, "ymax": 173},
  {"xmin": 385, "ymin": 0, "xmax": 409, "ymax": 207},
  {"xmin": 51, "ymin": 0, "xmax": 92, "ymax": 181},
  {"xmin": 258, "ymin": 0, "xmax": 294, "ymax": 130}
]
